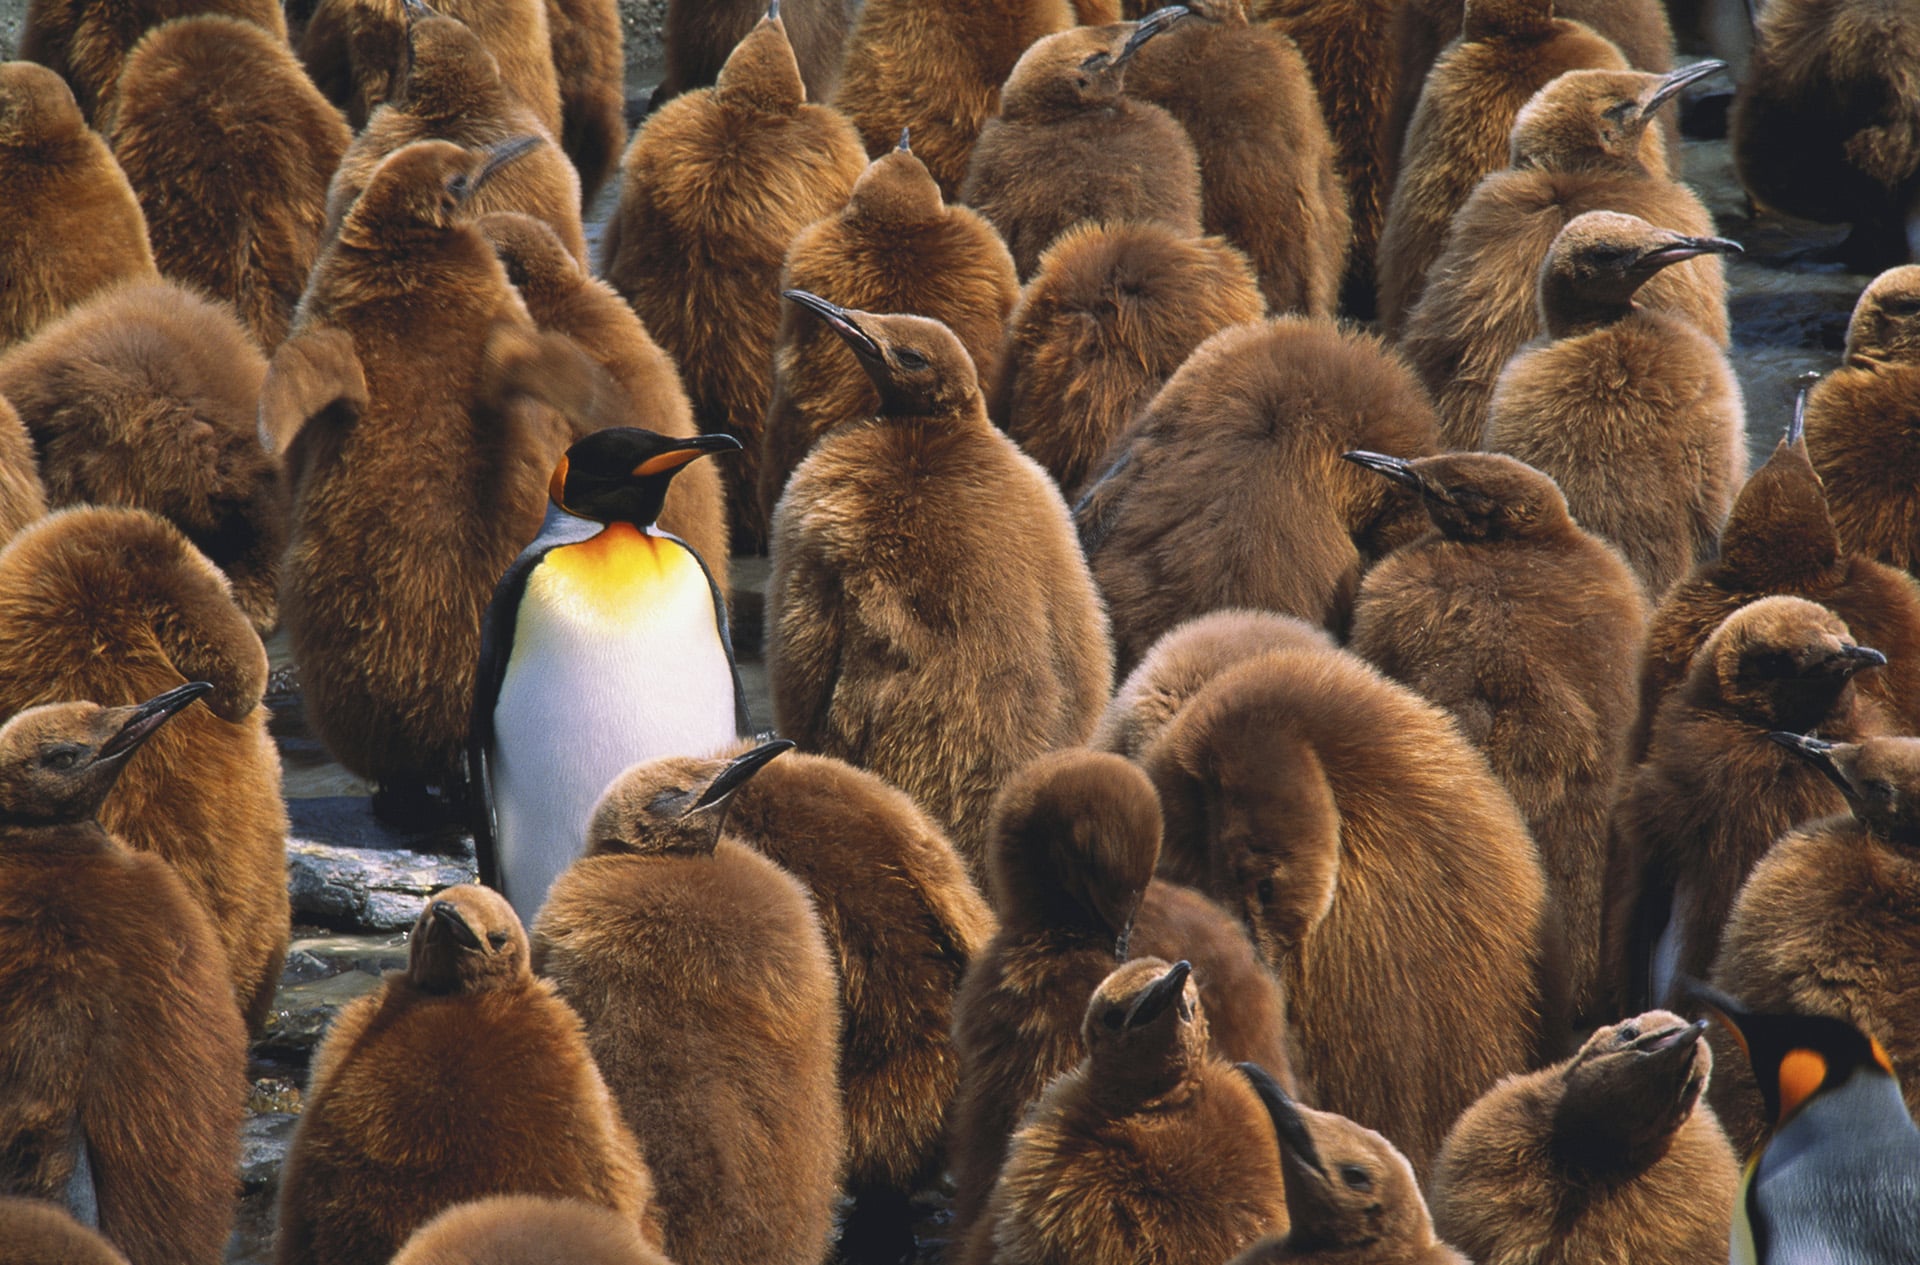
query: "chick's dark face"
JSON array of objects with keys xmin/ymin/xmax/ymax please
[{"xmin": 408, "ymin": 885, "xmax": 528, "ymax": 993}]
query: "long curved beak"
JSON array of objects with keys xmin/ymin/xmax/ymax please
[
  {"xmin": 1238, "ymin": 1061, "xmax": 1326, "ymax": 1177},
  {"xmin": 689, "ymin": 739, "xmax": 796, "ymax": 814},
  {"xmin": 99, "ymin": 681, "xmax": 214, "ymax": 761},
  {"xmin": 1634, "ymin": 234, "xmax": 1744, "ymax": 271},
  {"xmin": 467, "ymin": 136, "xmax": 544, "ymax": 202},
  {"xmin": 1117, "ymin": 6, "xmax": 1188, "ymax": 65},
  {"xmin": 1767, "ymin": 730, "xmax": 1854, "ymax": 796},
  {"xmin": 783, "ymin": 290, "xmax": 883, "ymax": 362},
  {"xmin": 1638, "ymin": 59, "xmax": 1728, "ymax": 119},
  {"xmin": 1788, "ymin": 371, "xmax": 1820, "ymax": 446},
  {"xmin": 1125, "ymin": 959, "xmax": 1192, "ymax": 1029},
  {"xmin": 631, "ymin": 433, "xmax": 744, "ymax": 478}
]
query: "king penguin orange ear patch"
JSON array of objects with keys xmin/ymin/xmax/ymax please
[{"xmin": 1778, "ymin": 1048, "xmax": 1828, "ymax": 1122}]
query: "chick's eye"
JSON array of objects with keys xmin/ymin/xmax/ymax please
[
  {"xmin": 1102, "ymin": 1008, "xmax": 1125, "ymax": 1031},
  {"xmin": 486, "ymin": 931, "xmax": 509, "ymax": 951},
  {"xmin": 1340, "ymin": 1165, "xmax": 1372, "ymax": 1191},
  {"xmin": 43, "ymin": 749, "xmax": 78, "ymax": 771},
  {"xmin": 1256, "ymin": 878, "xmax": 1275, "ymax": 905},
  {"xmin": 894, "ymin": 348, "xmax": 929, "ymax": 371}
]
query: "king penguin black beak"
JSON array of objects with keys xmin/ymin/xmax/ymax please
[
  {"xmin": 1117, "ymin": 5, "xmax": 1188, "ymax": 64},
  {"xmin": 1342, "ymin": 449, "xmax": 1448, "ymax": 503},
  {"xmin": 1124, "ymin": 959, "xmax": 1192, "ymax": 1030},
  {"xmin": 1238, "ymin": 1061, "xmax": 1327, "ymax": 1177},
  {"xmin": 98, "ymin": 681, "xmax": 214, "ymax": 761},
  {"xmin": 1634, "ymin": 234, "xmax": 1744, "ymax": 271},
  {"xmin": 1638, "ymin": 59, "xmax": 1727, "ymax": 120},
  {"xmin": 687, "ymin": 739, "xmax": 796, "ymax": 816},
  {"xmin": 429, "ymin": 899, "xmax": 484, "ymax": 950},
  {"xmin": 783, "ymin": 290, "xmax": 885, "ymax": 362},
  {"xmin": 632, "ymin": 433, "xmax": 745, "ymax": 478},
  {"xmin": 1767, "ymin": 730, "xmax": 1855, "ymax": 797},
  {"xmin": 467, "ymin": 135, "xmax": 544, "ymax": 201}
]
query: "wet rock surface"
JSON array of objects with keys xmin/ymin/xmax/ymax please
[{"xmin": 224, "ymin": 82, "xmax": 1880, "ymax": 1265}]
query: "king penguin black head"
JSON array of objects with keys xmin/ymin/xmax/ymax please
[{"xmin": 547, "ymin": 427, "xmax": 742, "ymax": 526}]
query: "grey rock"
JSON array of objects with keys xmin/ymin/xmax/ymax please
[
  {"xmin": 287, "ymin": 837, "xmax": 477, "ymax": 931},
  {"xmin": 257, "ymin": 967, "xmax": 386, "ymax": 1054},
  {"xmin": 240, "ymin": 1113, "xmax": 300, "ymax": 1192}
]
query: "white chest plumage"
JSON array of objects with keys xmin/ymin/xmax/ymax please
[{"xmin": 490, "ymin": 524, "xmax": 737, "ymax": 924}]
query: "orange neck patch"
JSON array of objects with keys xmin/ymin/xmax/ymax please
[
  {"xmin": 534, "ymin": 522, "xmax": 705, "ymax": 622},
  {"xmin": 1778, "ymin": 1048, "xmax": 1828, "ymax": 1122}
]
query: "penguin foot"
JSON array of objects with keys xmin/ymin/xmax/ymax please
[{"xmin": 836, "ymin": 1187, "xmax": 918, "ymax": 1265}]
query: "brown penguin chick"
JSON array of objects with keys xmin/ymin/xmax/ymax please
[
  {"xmin": 532, "ymin": 743, "xmax": 846, "ymax": 1265},
  {"xmin": 0, "ymin": 279, "xmax": 284, "ymax": 633},
  {"xmin": 768, "ymin": 298, "xmax": 1111, "ymax": 869},
  {"xmin": 0, "ymin": 1197, "xmax": 132, "ymax": 1265},
  {"xmin": 19, "ymin": 0, "xmax": 286, "ymax": 122},
  {"xmin": 1091, "ymin": 608, "xmax": 1333, "ymax": 759},
  {"xmin": 1429, "ymin": 1011, "xmax": 1736, "ymax": 1265},
  {"xmin": 991, "ymin": 220, "xmax": 1266, "ymax": 496},
  {"xmin": 1705, "ymin": 734, "xmax": 1920, "ymax": 1153},
  {"xmin": 544, "ymin": 0, "xmax": 624, "ymax": 206},
  {"xmin": 760, "ymin": 136, "xmax": 1018, "ymax": 523},
  {"xmin": 1252, "ymin": 0, "xmax": 1398, "ymax": 316},
  {"xmin": 1386, "ymin": 0, "xmax": 1677, "ymax": 188},
  {"xmin": 0, "ymin": 63, "xmax": 156, "ymax": 353},
  {"xmin": 1483, "ymin": 212, "xmax": 1747, "ymax": 602},
  {"xmin": 1804, "ymin": 267, "xmax": 1920, "ymax": 572},
  {"xmin": 1399, "ymin": 64, "xmax": 1729, "ymax": 449},
  {"xmin": 1346, "ymin": 451, "xmax": 1647, "ymax": 1026},
  {"xmin": 1604, "ymin": 595, "xmax": 1890, "ymax": 1016},
  {"xmin": 272, "ymin": 138, "xmax": 583, "ymax": 796},
  {"xmin": 1732, "ymin": 0, "xmax": 1920, "ymax": 270},
  {"xmin": 0, "ymin": 686, "xmax": 247, "ymax": 1265},
  {"xmin": 1227, "ymin": 1064, "xmax": 1467, "ymax": 1265},
  {"xmin": 0, "ymin": 507, "xmax": 289, "ymax": 1032},
  {"xmin": 601, "ymin": 12, "xmax": 867, "ymax": 553},
  {"xmin": 1634, "ymin": 389, "xmax": 1920, "ymax": 763},
  {"xmin": 100, "ymin": 16, "xmax": 350, "ymax": 352},
  {"xmin": 391, "ymin": 1197, "xmax": 671, "ymax": 1265},
  {"xmin": 300, "ymin": 0, "xmax": 561, "ymax": 134},
  {"xmin": 1074, "ymin": 316, "xmax": 1438, "ymax": 675},
  {"xmin": 832, "ymin": 0, "xmax": 1071, "ymax": 198},
  {"xmin": 0, "ymin": 394, "xmax": 49, "ymax": 545},
  {"xmin": 959, "ymin": 15, "xmax": 1204, "ymax": 282},
  {"xmin": 973, "ymin": 960, "xmax": 1291, "ymax": 1265},
  {"xmin": 276, "ymin": 885, "xmax": 656, "ymax": 1265},
  {"xmin": 593, "ymin": 742, "xmax": 993, "ymax": 1252},
  {"xmin": 948, "ymin": 749, "xmax": 1298, "ymax": 1249},
  {"xmin": 475, "ymin": 211, "xmax": 727, "ymax": 585},
  {"xmin": 1373, "ymin": 0, "xmax": 1625, "ymax": 336},
  {"xmin": 654, "ymin": 0, "xmax": 852, "ymax": 108},
  {"xmin": 1122, "ymin": 0, "xmax": 1349, "ymax": 317},
  {"xmin": 1142, "ymin": 643, "xmax": 1556, "ymax": 1181},
  {"xmin": 325, "ymin": 14, "xmax": 586, "ymax": 264}
]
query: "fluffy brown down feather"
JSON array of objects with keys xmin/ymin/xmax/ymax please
[
  {"xmin": 601, "ymin": 12, "xmax": 868, "ymax": 553},
  {"xmin": 20, "ymin": 0, "xmax": 286, "ymax": 121}
]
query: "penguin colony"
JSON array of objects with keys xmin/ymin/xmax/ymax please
[{"xmin": 10, "ymin": 0, "xmax": 1920, "ymax": 1262}]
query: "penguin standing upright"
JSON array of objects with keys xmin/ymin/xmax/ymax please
[
  {"xmin": 1693, "ymin": 986, "xmax": 1920, "ymax": 1265},
  {"xmin": 471, "ymin": 427, "xmax": 746, "ymax": 925}
]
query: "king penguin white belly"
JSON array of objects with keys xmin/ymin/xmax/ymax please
[{"xmin": 491, "ymin": 523, "xmax": 738, "ymax": 923}]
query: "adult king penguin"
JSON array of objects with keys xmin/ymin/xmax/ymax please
[
  {"xmin": 470, "ymin": 426, "xmax": 746, "ymax": 924},
  {"xmin": 1693, "ymin": 984, "xmax": 1920, "ymax": 1265}
]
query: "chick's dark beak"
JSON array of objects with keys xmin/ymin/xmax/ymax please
[
  {"xmin": 430, "ymin": 900, "xmax": 484, "ymax": 950},
  {"xmin": 1638, "ymin": 59, "xmax": 1727, "ymax": 118},
  {"xmin": 1768, "ymin": 730, "xmax": 1853, "ymax": 796},
  {"xmin": 1238, "ymin": 1061, "xmax": 1326, "ymax": 1177},
  {"xmin": 1125, "ymin": 959, "xmax": 1192, "ymax": 1029},
  {"xmin": 688, "ymin": 738, "xmax": 796, "ymax": 815},
  {"xmin": 1343, "ymin": 449, "xmax": 1444, "ymax": 502},
  {"xmin": 98, "ymin": 681, "xmax": 214, "ymax": 761},
  {"xmin": 467, "ymin": 135, "xmax": 543, "ymax": 201},
  {"xmin": 1634, "ymin": 234, "xmax": 1744, "ymax": 271},
  {"xmin": 782, "ymin": 290, "xmax": 883, "ymax": 362},
  {"xmin": 1117, "ymin": 6, "xmax": 1188, "ymax": 64}
]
